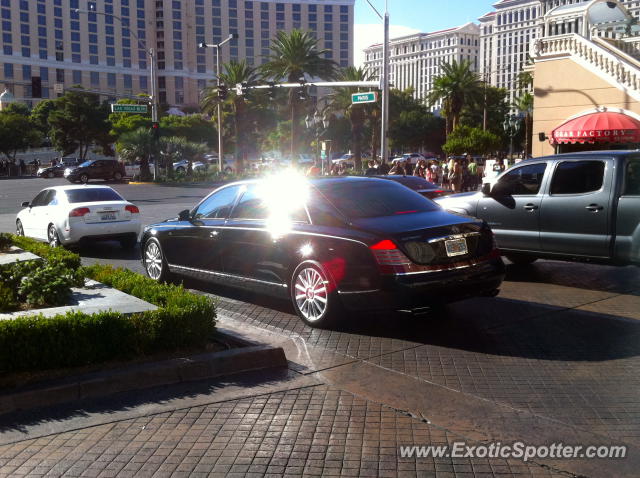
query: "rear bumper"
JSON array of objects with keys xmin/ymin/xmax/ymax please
[
  {"xmin": 61, "ymin": 220, "xmax": 141, "ymax": 245},
  {"xmin": 338, "ymin": 258, "xmax": 505, "ymax": 312}
]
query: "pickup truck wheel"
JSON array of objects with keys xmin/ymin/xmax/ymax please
[
  {"xmin": 113, "ymin": 171, "xmax": 123, "ymax": 181},
  {"xmin": 505, "ymin": 254, "xmax": 538, "ymax": 266}
]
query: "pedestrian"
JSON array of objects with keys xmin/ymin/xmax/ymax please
[
  {"xmin": 467, "ymin": 158, "xmax": 478, "ymax": 191},
  {"xmin": 389, "ymin": 160, "xmax": 405, "ymax": 175},
  {"xmin": 378, "ymin": 160, "xmax": 390, "ymax": 175},
  {"xmin": 364, "ymin": 160, "xmax": 377, "ymax": 176},
  {"xmin": 413, "ymin": 160, "xmax": 426, "ymax": 179},
  {"xmin": 19, "ymin": 159, "xmax": 26, "ymax": 176},
  {"xmin": 449, "ymin": 160, "xmax": 463, "ymax": 193},
  {"xmin": 338, "ymin": 163, "xmax": 348, "ymax": 176},
  {"xmin": 306, "ymin": 161, "xmax": 321, "ymax": 177}
]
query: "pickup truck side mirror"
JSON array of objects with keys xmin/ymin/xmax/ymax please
[
  {"xmin": 178, "ymin": 209, "xmax": 191, "ymax": 221},
  {"xmin": 481, "ymin": 183, "xmax": 492, "ymax": 196},
  {"xmin": 21, "ymin": 201, "xmax": 30, "ymax": 207}
]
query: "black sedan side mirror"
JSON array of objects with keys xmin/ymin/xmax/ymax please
[
  {"xmin": 481, "ymin": 183, "xmax": 492, "ymax": 196},
  {"xmin": 178, "ymin": 209, "xmax": 191, "ymax": 221},
  {"xmin": 21, "ymin": 201, "xmax": 30, "ymax": 207}
]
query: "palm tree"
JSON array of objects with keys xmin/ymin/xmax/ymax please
[
  {"xmin": 201, "ymin": 60, "xmax": 261, "ymax": 173},
  {"xmin": 428, "ymin": 60, "xmax": 482, "ymax": 135},
  {"xmin": 327, "ymin": 66, "xmax": 374, "ymax": 171},
  {"xmin": 160, "ymin": 136, "xmax": 207, "ymax": 176},
  {"xmin": 513, "ymin": 92, "xmax": 534, "ymax": 157},
  {"xmin": 262, "ymin": 30, "xmax": 337, "ymax": 162},
  {"xmin": 116, "ymin": 127, "xmax": 155, "ymax": 180}
]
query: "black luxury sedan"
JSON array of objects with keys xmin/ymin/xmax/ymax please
[
  {"xmin": 141, "ymin": 176, "xmax": 505, "ymax": 327},
  {"xmin": 375, "ymin": 175, "xmax": 453, "ymax": 199}
]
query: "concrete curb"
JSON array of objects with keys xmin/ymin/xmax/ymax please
[{"xmin": 0, "ymin": 339, "xmax": 287, "ymax": 416}]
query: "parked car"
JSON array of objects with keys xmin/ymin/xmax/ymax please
[
  {"xmin": 60, "ymin": 157, "xmax": 81, "ymax": 168},
  {"xmin": 436, "ymin": 151, "xmax": 640, "ymax": 266},
  {"xmin": 16, "ymin": 185, "xmax": 140, "ymax": 249},
  {"xmin": 376, "ymin": 175, "xmax": 452, "ymax": 200},
  {"xmin": 37, "ymin": 164, "xmax": 66, "ymax": 178},
  {"xmin": 123, "ymin": 161, "xmax": 154, "ymax": 177},
  {"xmin": 141, "ymin": 176, "xmax": 504, "ymax": 327},
  {"xmin": 64, "ymin": 159, "xmax": 126, "ymax": 183},
  {"xmin": 172, "ymin": 159, "xmax": 207, "ymax": 173}
]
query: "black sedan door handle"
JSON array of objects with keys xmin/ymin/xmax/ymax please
[
  {"xmin": 523, "ymin": 203, "xmax": 538, "ymax": 211},
  {"xmin": 585, "ymin": 204, "xmax": 604, "ymax": 212}
]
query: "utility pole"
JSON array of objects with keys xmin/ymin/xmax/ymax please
[
  {"xmin": 199, "ymin": 34, "xmax": 238, "ymax": 173},
  {"xmin": 366, "ymin": 0, "xmax": 390, "ymax": 163},
  {"xmin": 382, "ymin": 2, "xmax": 390, "ymax": 164}
]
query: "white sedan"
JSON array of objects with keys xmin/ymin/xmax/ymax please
[{"xmin": 16, "ymin": 185, "xmax": 141, "ymax": 249}]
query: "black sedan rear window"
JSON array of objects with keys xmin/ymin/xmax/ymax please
[
  {"xmin": 65, "ymin": 188, "xmax": 123, "ymax": 203},
  {"xmin": 318, "ymin": 181, "xmax": 439, "ymax": 218}
]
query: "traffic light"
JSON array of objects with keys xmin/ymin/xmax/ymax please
[
  {"xmin": 267, "ymin": 82, "xmax": 276, "ymax": 101},
  {"xmin": 297, "ymin": 86, "xmax": 308, "ymax": 101},
  {"xmin": 31, "ymin": 76, "xmax": 42, "ymax": 98},
  {"xmin": 151, "ymin": 121, "xmax": 160, "ymax": 139},
  {"xmin": 218, "ymin": 84, "xmax": 228, "ymax": 100}
]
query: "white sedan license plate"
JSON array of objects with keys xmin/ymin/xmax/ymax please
[
  {"xmin": 101, "ymin": 213, "xmax": 117, "ymax": 221},
  {"xmin": 445, "ymin": 238, "xmax": 468, "ymax": 257}
]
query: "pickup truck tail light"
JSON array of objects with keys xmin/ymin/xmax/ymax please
[
  {"xmin": 125, "ymin": 205, "xmax": 139, "ymax": 214},
  {"xmin": 370, "ymin": 239, "xmax": 412, "ymax": 274},
  {"xmin": 69, "ymin": 207, "xmax": 90, "ymax": 217}
]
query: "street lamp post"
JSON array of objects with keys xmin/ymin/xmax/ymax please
[
  {"xmin": 198, "ymin": 34, "xmax": 238, "ymax": 174},
  {"xmin": 75, "ymin": 8, "xmax": 160, "ymax": 180},
  {"xmin": 503, "ymin": 114, "xmax": 521, "ymax": 159},
  {"xmin": 366, "ymin": 0, "xmax": 390, "ymax": 164}
]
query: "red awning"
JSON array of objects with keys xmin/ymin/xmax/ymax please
[{"xmin": 551, "ymin": 112, "xmax": 640, "ymax": 144}]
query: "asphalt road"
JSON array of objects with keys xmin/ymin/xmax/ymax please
[{"xmin": 2, "ymin": 177, "xmax": 640, "ymax": 477}]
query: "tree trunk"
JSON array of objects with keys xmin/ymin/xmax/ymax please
[
  {"xmin": 290, "ymin": 102, "xmax": 296, "ymax": 164},
  {"xmin": 235, "ymin": 99, "xmax": 245, "ymax": 174}
]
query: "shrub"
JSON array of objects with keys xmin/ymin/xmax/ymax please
[
  {"xmin": 0, "ymin": 283, "xmax": 18, "ymax": 312},
  {"xmin": 0, "ymin": 233, "xmax": 12, "ymax": 252},
  {"xmin": 18, "ymin": 262, "xmax": 77, "ymax": 307},
  {"xmin": 9, "ymin": 234, "xmax": 82, "ymax": 272},
  {"xmin": 0, "ymin": 264, "xmax": 216, "ymax": 373}
]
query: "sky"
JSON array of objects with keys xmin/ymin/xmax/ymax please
[{"xmin": 354, "ymin": 0, "xmax": 496, "ymax": 66}]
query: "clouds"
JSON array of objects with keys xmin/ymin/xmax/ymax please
[{"xmin": 353, "ymin": 23, "xmax": 422, "ymax": 67}]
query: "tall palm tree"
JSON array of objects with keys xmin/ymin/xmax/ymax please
[
  {"xmin": 327, "ymin": 66, "xmax": 374, "ymax": 171},
  {"xmin": 201, "ymin": 60, "xmax": 261, "ymax": 173},
  {"xmin": 513, "ymin": 91, "xmax": 534, "ymax": 157},
  {"xmin": 428, "ymin": 60, "xmax": 482, "ymax": 135},
  {"xmin": 116, "ymin": 127, "xmax": 155, "ymax": 180},
  {"xmin": 262, "ymin": 30, "xmax": 337, "ymax": 162}
]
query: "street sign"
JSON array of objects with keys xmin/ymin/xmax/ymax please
[
  {"xmin": 321, "ymin": 151, "xmax": 326, "ymax": 160},
  {"xmin": 111, "ymin": 104, "xmax": 148, "ymax": 113},
  {"xmin": 53, "ymin": 83, "xmax": 64, "ymax": 94},
  {"xmin": 351, "ymin": 92, "xmax": 378, "ymax": 104}
]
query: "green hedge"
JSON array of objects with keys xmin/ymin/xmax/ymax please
[
  {"xmin": 0, "ymin": 237, "xmax": 216, "ymax": 373},
  {"xmin": 6, "ymin": 233, "xmax": 82, "ymax": 271}
]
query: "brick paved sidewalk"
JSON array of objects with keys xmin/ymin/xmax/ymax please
[{"xmin": 0, "ymin": 386, "xmax": 567, "ymax": 478}]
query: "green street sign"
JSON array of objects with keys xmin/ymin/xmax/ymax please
[
  {"xmin": 111, "ymin": 104, "xmax": 148, "ymax": 114},
  {"xmin": 321, "ymin": 151, "xmax": 326, "ymax": 159},
  {"xmin": 351, "ymin": 92, "xmax": 378, "ymax": 104}
]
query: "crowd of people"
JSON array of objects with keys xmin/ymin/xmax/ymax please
[{"xmin": 307, "ymin": 154, "xmax": 504, "ymax": 193}]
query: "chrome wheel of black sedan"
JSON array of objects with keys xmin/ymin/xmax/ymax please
[{"xmin": 141, "ymin": 175, "xmax": 505, "ymax": 328}]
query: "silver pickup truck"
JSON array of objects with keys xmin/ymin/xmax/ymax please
[{"xmin": 436, "ymin": 151, "xmax": 640, "ymax": 266}]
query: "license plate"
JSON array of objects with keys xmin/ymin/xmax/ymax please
[
  {"xmin": 445, "ymin": 238, "xmax": 468, "ymax": 257},
  {"xmin": 101, "ymin": 213, "xmax": 117, "ymax": 221}
]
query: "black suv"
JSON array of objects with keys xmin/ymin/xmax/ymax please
[{"xmin": 64, "ymin": 159, "xmax": 126, "ymax": 183}]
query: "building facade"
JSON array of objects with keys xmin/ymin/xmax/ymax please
[
  {"xmin": 479, "ymin": 0, "xmax": 640, "ymax": 105},
  {"xmin": 0, "ymin": 0, "xmax": 355, "ymax": 109},
  {"xmin": 363, "ymin": 23, "xmax": 480, "ymax": 111}
]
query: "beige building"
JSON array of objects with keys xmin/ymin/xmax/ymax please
[
  {"xmin": 363, "ymin": 23, "xmax": 480, "ymax": 111},
  {"xmin": 0, "ymin": 0, "xmax": 354, "ymax": 109},
  {"xmin": 479, "ymin": 0, "xmax": 640, "ymax": 105},
  {"xmin": 530, "ymin": 0, "xmax": 640, "ymax": 156}
]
